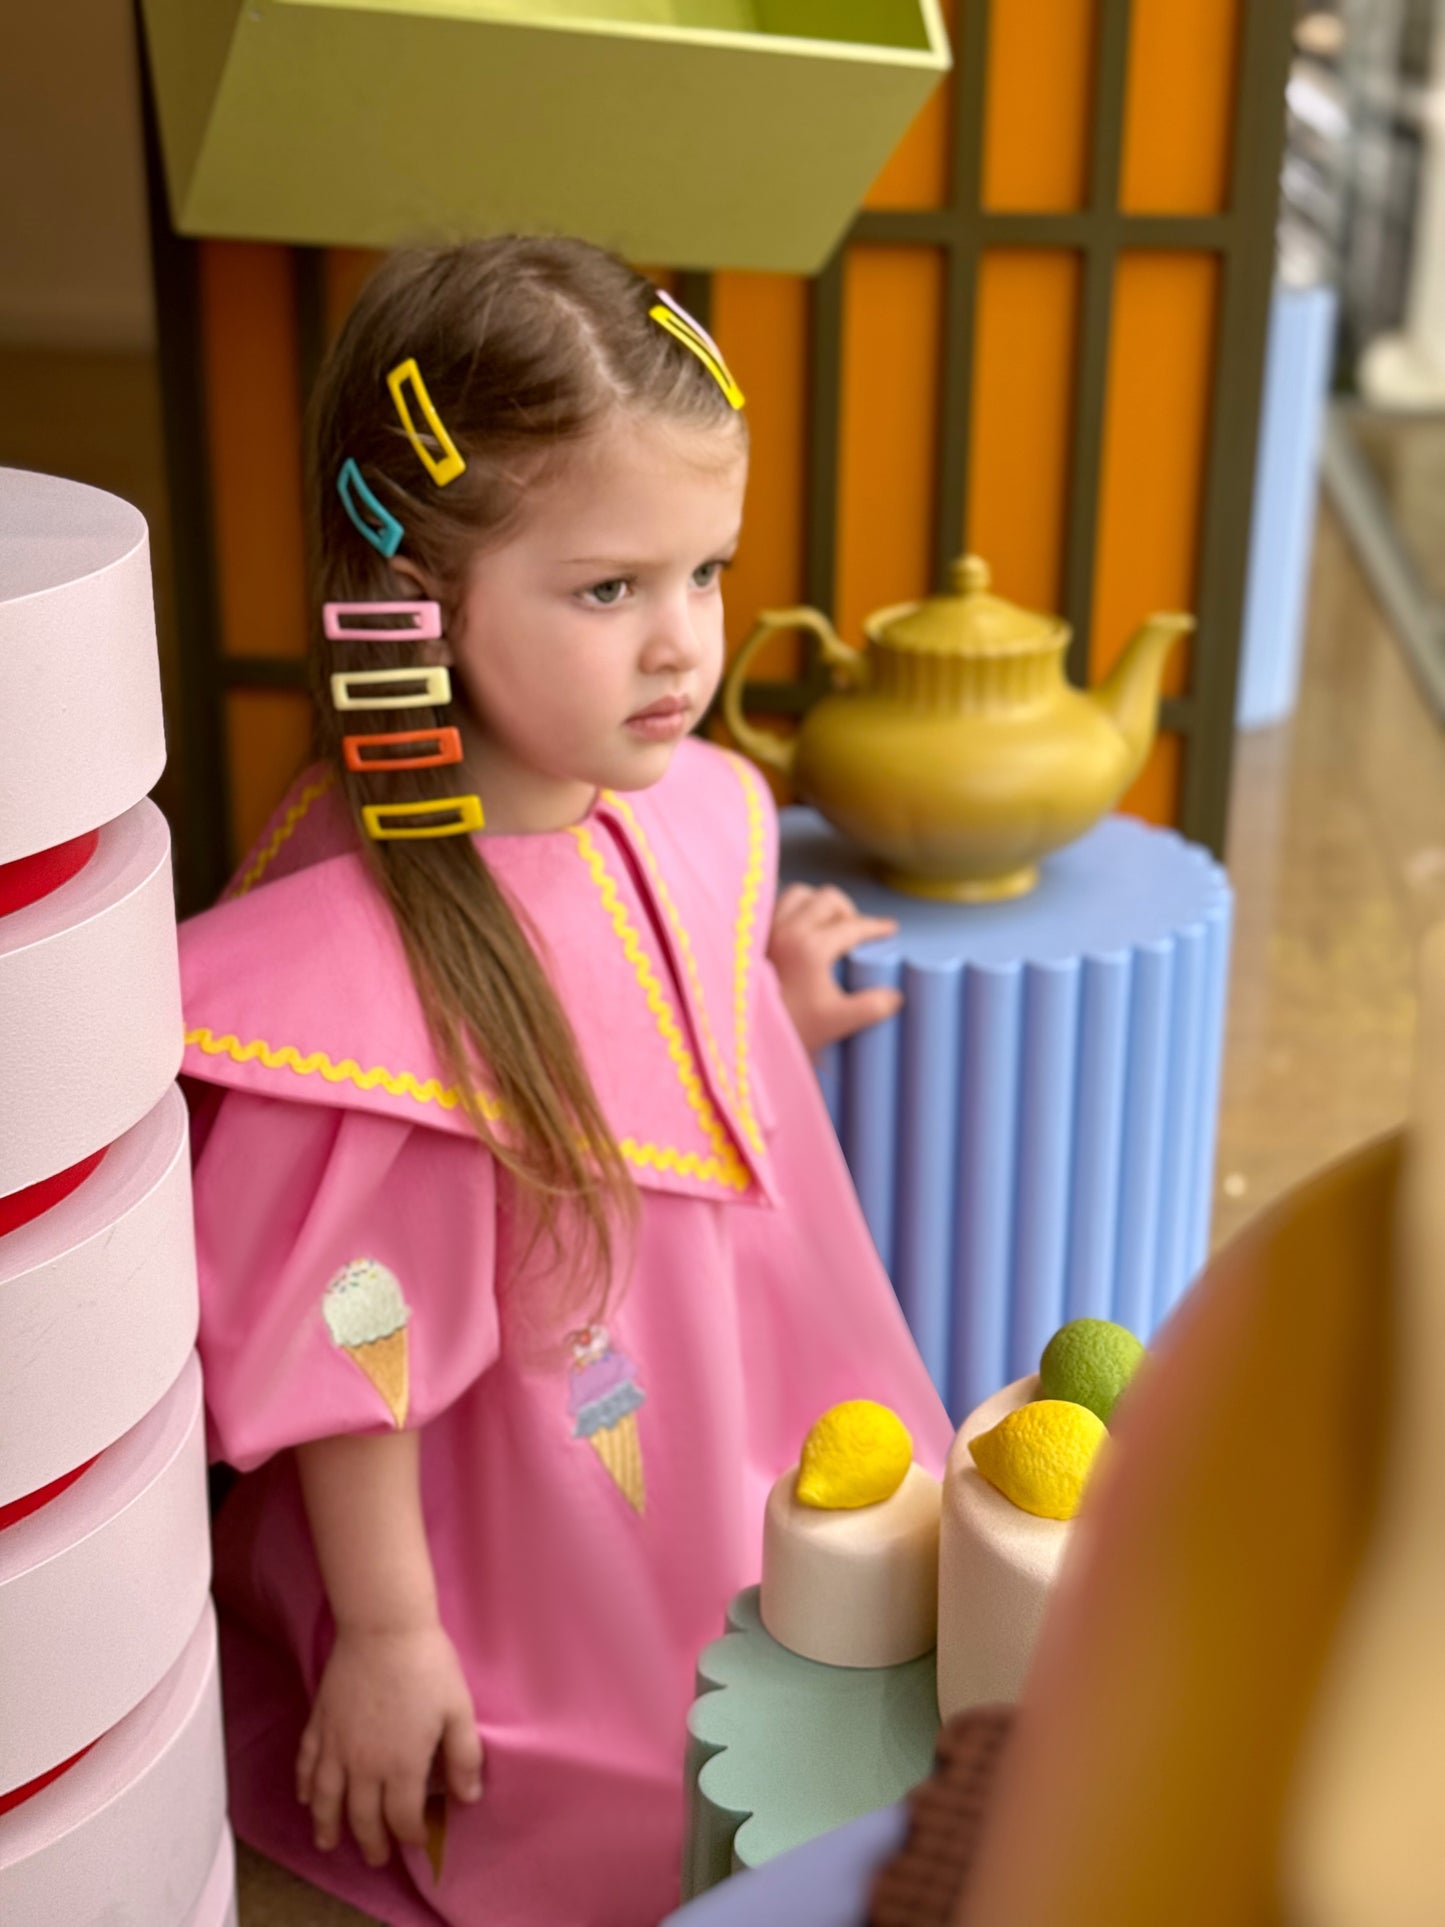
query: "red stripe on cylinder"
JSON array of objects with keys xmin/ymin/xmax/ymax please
[
  {"xmin": 0, "ymin": 1455, "xmax": 99, "ymax": 1532},
  {"xmin": 0, "ymin": 1739, "xmax": 98, "ymax": 1816},
  {"xmin": 0, "ymin": 829, "xmax": 99, "ymax": 916},
  {"xmin": 0, "ymin": 1146, "xmax": 108, "ymax": 1238}
]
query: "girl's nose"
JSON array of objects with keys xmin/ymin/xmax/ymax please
[{"xmin": 641, "ymin": 596, "xmax": 704, "ymax": 671}]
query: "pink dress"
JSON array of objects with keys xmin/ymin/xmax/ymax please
[{"xmin": 180, "ymin": 738, "xmax": 952, "ymax": 1926}]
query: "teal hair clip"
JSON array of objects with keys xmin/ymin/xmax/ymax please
[{"xmin": 338, "ymin": 458, "xmax": 405, "ymax": 558}]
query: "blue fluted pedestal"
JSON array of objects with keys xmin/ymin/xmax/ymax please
[{"xmin": 780, "ymin": 811, "xmax": 1233, "ymax": 1420}]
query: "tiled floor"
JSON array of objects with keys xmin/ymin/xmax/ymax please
[
  {"xmin": 4, "ymin": 351, "xmax": 1443, "ymax": 1924},
  {"xmin": 1215, "ymin": 499, "xmax": 1443, "ymax": 1250},
  {"xmin": 1349, "ymin": 409, "xmax": 1445, "ymax": 600}
]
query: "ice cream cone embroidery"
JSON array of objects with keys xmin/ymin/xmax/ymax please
[
  {"xmin": 323, "ymin": 1259, "xmax": 413, "ymax": 1428},
  {"xmin": 568, "ymin": 1325, "xmax": 647, "ymax": 1514}
]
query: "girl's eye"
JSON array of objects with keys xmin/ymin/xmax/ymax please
[
  {"xmin": 693, "ymin": 559, "xmax": 732, "ymax": 590},
  {"xmin": 584, "ymin": 579, "xmax": 631, "ymax": 607}
]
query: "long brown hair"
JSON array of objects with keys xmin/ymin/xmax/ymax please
[{"xmin": 305, "ymin": 237, "xmax": 746, "ymax": 1330}]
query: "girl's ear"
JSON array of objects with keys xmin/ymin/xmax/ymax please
[
  {"xmin": 388, "ymin": 555, "xmax": 450, "ymax": 664},
  {"xmin": 389, "ymin": 555, "xmax": 432, "ymax": 597}
]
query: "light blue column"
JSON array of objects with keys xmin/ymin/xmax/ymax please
[
  {"xmin": 1187, "ymin": 899, "xmax": 1235, "ymax": 1278},
  {"xmin": 1236, "ymin": 281, "xmax": 1338, "ymax": 730},
  {"xmin": 1113, "ymin": 939, "xmax": 1174, "ymax": 1341},
  {"xmin": 839, "ymin": 946, "xmax": 903, "ymax": 1271},
  {"xmin": 1009, "ymin": 961, "xmax": 1082, "ymax": 1382},
  {"xmin": 950, "ymin": 963, "xmax": 1022, "ymax": 1418},
  {"xmin": 892, "ymin": 958, "xmax": 964, "ymax": 1394},
  {"xmin": 778, "ymin": 812, "xmax": 1233, "ymax": 1421},
  {"xmin": 1154, "ymin": 921, "xmax": 1208, "ymax": 1325},
  {"xmin": 1064, "ymin": 952, "xmax": 1132, "ymax": 1324}
]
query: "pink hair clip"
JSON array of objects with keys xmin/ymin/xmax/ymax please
[{"xmin": 324, "ymin": 600, "xmax": 442, "ymax": 642}]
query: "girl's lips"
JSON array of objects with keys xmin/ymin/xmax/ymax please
[
  {"xmin": 628, "ymin": 697, "xmax": 690, "ymax": 722},
  {"xmin": 624, "ymin": 693, "xmax": 693, "ymax": 736}
]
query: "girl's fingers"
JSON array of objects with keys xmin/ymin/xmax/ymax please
[
  {"xmin": 795, "ymin": 884, "xmax": 859, "ymax": 928},
  {"xmin": 310, "ymin": 1753, "xmax": 346, "ymax": 1853},
  {"xmin": 442, "ymin": 1707, "xmax": 485, "ymax": 1804},
  {"xmin": 295, "ymin": 1722, "xmax": 320, "ymax": 1805},
  {"xmin": 810, "ymin": 914, "xmax": 900, "ymax": 964},
  {"xmin": 772, "ymin": 883, "xmax": 813, "ymax": 922},
  {"xmin": 347, "ymin": 1774, "xmax": 391, "ymax": 1869},
  {"xmin": 382, "ymin": 1773, "xmax": 430, "ymax": 1849},
  {"xmin": 822, "ymin": 986, "xmax": 905, "ymax": 1045}
]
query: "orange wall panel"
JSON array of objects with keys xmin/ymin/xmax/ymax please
[
  {"xmin": 226, "ymin": 690, "xmax": 313, "ymax": 858},
  {"xmin": 836, "ymin": 247, "xmax": 945, "ymax": 642},
  {"xmin": 865, "ymin": 0, "xmax": 955, "ymax": 209},
  {"xmin": 1091, "ymin": 252, "xmax": 1218, "ymax": 717},
  {"xmin": 965, "ymin": 249, "xmax": 1081, "ymax": 612},
  {"xmin": 712, "ymin": 272, "xmax": 809, "ymax": 679},
  {"xmin": 323, "ymin": 248, "xmax": 384, "ymax": 344},
  {"xmin": 1118, "ymin": 729, "xmax": 1181, "ymax": 826},
  {"xmin": 1121, "ymin": 0, "xmax": 1241, "ymax": 213},
  {"xmin": 982, "ymin": 0, "xmax": 1096, "ymax": 211},
  {"xmin": 200, "ymin": 243, "xmax": 308, "ymax": 660}
]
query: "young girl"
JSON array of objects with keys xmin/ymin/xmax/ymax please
[{"xmin": 179, "ymin": 236, "xmax": 953, "ymax": 1926}]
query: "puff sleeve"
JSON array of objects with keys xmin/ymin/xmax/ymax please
[{"xmin": 187, "ymin": 1083, "xmax": 500, "ymax": 1472}]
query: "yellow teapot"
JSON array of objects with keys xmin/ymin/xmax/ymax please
[{"xmin": 721, "ymin": 555, "xmax": 1194, "ymax": 902}]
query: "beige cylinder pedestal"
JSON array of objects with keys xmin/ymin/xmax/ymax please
[
  {"xmin": 937, "ymin": 1374, "xmax": 1075, "ymax": 1721},
  {"xmin": 760, "ymin": 1461, "xmax": 941, "ymax": 1668}
]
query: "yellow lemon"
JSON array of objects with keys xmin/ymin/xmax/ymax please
[
  {"xmin": 795, "ymin": 1400, "xmax": 913, "ymax": 1510},
  {"xmin": 968, "ymin": 1399, "xmax": 1106, "ymax": 1520}
]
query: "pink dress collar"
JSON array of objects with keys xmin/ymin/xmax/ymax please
[{"xmin": 179, "ymin": 741, "xmax": 779, "ymax": 1208}]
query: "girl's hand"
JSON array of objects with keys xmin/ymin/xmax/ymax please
[
  {"xmin": 767, "ymin": 884, "xmax": 904, "ymax": 1058},
  {"xmin": 296, "ymin": 1616, "xmax": 483, "ymax": 1869}
]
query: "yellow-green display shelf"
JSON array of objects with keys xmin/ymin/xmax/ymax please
[{"xmin": 140, "ymin": 1, "xmax": 950, "ymax": 270}]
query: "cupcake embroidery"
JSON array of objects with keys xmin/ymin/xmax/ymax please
[
  {"xmin": 322, "ymin": 1259, "xmax": 413, "ymax": 1428},
  {"xmin": 568, "ymin": 1324, "xmax": 646, "ymax": 1514}
]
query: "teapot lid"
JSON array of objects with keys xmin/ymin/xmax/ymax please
[{"xmin": 867, "ymin": 555, "xmax": 1067, "ymax": 657}]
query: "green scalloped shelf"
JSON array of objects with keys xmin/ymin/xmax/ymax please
[{"xmin": 681, "ymin": 1587, "xmax": 939, "ymax": 1901}]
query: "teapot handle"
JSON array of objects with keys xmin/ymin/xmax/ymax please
[{"xmin": 721, "ymin": 607, "xmax": 864, "ymax": 778}]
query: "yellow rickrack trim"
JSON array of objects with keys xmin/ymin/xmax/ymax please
[
  {"xmin": 229, "ymin": 769, "xmax": 338, "ymax": 899},
  {"xmin": 184, "ymin": 1026, "xmax": 497, "ymax": 1116},
  {"xmin": 185, "ymin": 1026, "xmax": 735, "ymax": 1190},
  {"xmin": 619, "ymin": 1138, "xmax": 748, "ymax": 1184},
  {"xmin": 567, "ymin": 823, "xmax": 750, "ymax": 1193},
  {"xmin": 724, "ymin": 751, "xmax": 767, "ymax": 1145},
  {"xmin": 600, "ymin": 789, "xmax": 764, "ymax": 1156}
]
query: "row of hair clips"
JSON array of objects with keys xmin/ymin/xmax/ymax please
[
  {"xmin": 337, "ymin": 302, "xmax": 740, "ymax": 561},
  {"xmin": 325, "ymin": 598, "xmax": 483, "ymax": 841},
  {"xmin": 338, "ymin": 357, "xmax": 466, "ymax": 558}
]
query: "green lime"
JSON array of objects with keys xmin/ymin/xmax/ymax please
[{"xmin": 1039, "ymin": 1318, "xmax": 1144, "ymax": 1425}]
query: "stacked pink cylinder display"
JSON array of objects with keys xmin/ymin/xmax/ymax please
[{"xmin": 0, "ymin": 469, "xmax": 235, "ymax": 1924}]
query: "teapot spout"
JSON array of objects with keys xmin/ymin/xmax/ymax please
[{"xmin": 1090, "ymin": 613, "xmax": 1195, "ymax": 786}]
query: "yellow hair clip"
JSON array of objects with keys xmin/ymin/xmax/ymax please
[
  {"xmin": 648, "ymin": 291, "xmax": 745, "ymax": 410},
  {"xmin": 386, "ymin": 357, "xmax": 467, "ymax": 488},
  {"xmin": 362, "ymin": 794, "xmax": 485, "ymax": 841}
]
